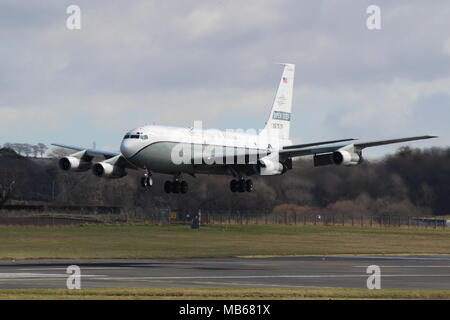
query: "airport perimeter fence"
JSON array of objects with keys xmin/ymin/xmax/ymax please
[
  {"xmin": 195, "ymin": 212, "xmax": 450, "ymax": 229},
  {"xmin": 0, "ymin": 210, "xmax": 128, "ymax": 226},
  {"xmin": 0, "ymin": 208, "xmax": 448, "ymax": 229}
]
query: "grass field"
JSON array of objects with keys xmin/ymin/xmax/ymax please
[
  {"xmin": 0, "ymin": 287, "xmax": 449, "ymax": 300},
  {"xmin": 0, "ymin": 224, "xmax": 449, "ymax": 259}
]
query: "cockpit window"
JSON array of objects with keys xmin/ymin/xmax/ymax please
[{"xmin": 124, "ymin": 133, "xmax": 149, "ymax": 140}]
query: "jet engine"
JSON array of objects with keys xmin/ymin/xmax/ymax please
[
  {"xmin": 58, "ymin": 156, "xmax": 91, "ymax": 172},
  {"xmin": 257, "ymin": 157, "xmax": 287, "ymax": 175},
  {"xmin": 92, "ymin": 161, "xmax": 127, "ymax": 179},
  {"xmin": 332, "ymin": 150, "xmax": 361, "ymax": 166}
]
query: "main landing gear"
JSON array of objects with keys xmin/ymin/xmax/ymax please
[
  {"xmin": 230, "ymin": 179, "xmax": 253, "ymax": 193},
  {"xmin": 164, "ymin": 179, "xmax": 188, "ymax": 194}
]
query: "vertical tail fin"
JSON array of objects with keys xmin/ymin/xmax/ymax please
[{"xmin": 259, "ymin": 63, "xmax": 295, "ymax": 144}]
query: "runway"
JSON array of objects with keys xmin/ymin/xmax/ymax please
[{"xmin": 0, "ymin": 255, "xmax": 449, "ymax": 290}]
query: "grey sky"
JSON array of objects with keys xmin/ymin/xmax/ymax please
[{"xmin": 0, "ymin": 0, "xmax": 448, "ymax": 157}]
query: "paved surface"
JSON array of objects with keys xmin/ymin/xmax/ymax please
[{"xmin": 0, "ymin": 255, "xmax": 449, "ymax": 290}]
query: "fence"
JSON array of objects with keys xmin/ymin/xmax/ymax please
[
  {"xmin": 0, "ymin": 208, "xmax": 448, "ymax": 229},
  {"xmin": 194, "ymin": 212, "xmax": 449, "ymax": 229},
  {"xmin": 0, "ymin": 210, "xmax": 128, "ymax": 226}
]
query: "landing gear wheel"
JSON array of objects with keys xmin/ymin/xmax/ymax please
[
  {"xmin": 230, "ymin": 180, "xmax": 237, "ymax": 193},
  {"xmin": 164, "ymin": 181, "xmax": 172, "ymax": 193},
  {"xmin": 172, "ymin": 181, "xmax": 181, "ymax": 193},
  {"xmin": 245, "ymin": 179, "xmax": 253, "ymax": 192},
  {"xmin": 141, "ymin": 177, "xmax": 147, "ymax": 187},
  {"xmin": 237, "ymin": 179, "xmax": 245, "ymax": 193},
  {"xmin": 180, "ymin": 181, "xmax": 188, "ymax": 194}
]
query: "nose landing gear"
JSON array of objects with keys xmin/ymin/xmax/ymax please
[
  {"xmin": 230, "ymin": 178, "xmax": 253, "ymax": 193},
  {"xmin": 140, "ymin": 172, "xmax": 153, "ymax": 188}
]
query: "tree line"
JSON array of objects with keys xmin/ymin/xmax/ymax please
[
  {"xmin": 0, "ymin": 145, "xmax": 449, "ymax": 217},
  {"xmin": 2, "ymin": 143, "xmax": 48, "ymax": 158}
]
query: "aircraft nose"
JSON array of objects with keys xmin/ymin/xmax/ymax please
[{"xmin": 120, "ymin": 139, "xmax": 134, "ymax": 158}]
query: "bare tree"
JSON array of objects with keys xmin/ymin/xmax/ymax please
[
  {"xmin": 47, "ymin": 147, "xmax": 72, "ymax": 158},
  {"xmin": 31, "ymin": 145, "xmax": 39, "ymax": 158},
  {"xmin": 22, "ymin": 144, "xmax": 32, "ymax": 157},
  {"xmin": 0, "ymin": 173, "xmax": 15, "ymax": 207},
  {"xmin": 37, "ymin": 143, "xmax": 48, "ymax": 157}
]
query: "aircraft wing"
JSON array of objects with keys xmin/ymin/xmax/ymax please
[
  {"xmin": 282, "ymin": 138, "xmax": 356, "ymax": 150},
  {"xmin": 279, "ymin": 135, "xmax": 437, "ymax": 158},
  {"xmin": 51, "ymin": 143, "xmax": 138, "ymax": 170},
  {"xmin": 52, "ymin": 143, "xmax": 120, "ymax": 159},
  {"xmin": 353, "ymin": 136, "xmax": 438, "ymax": 149}
]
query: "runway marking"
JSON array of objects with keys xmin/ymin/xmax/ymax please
[
  {"xmin": 0, "ymin": 273, "xmax": 104, "ymax": 279},
  {"xmin": 187, "ymin": 280, "xmax": 329, "ymax": 289},
  {"xmin": 17, "ymin": 267, "xmax": 135, "ymax": 271},
  {"xmin": 76, "ymin": 274, "xmax": 450, "ymax": 281},
  {"xmin": 352, "ymin": 265, "xmax": 450, "ymax": 268},
  {"xmin": 0, "ymin": 273, "xmax": 66, "ymax": 279},
  {"xmin": 350, "ymin": 256, "xmax": 450, "ymax": 261}
]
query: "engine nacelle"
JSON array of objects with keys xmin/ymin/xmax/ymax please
[
  {"xmin": 58, "ymin": 156, "xmax": 91, "ymax": 172},
  {"xmin": 257, "ymin": 158, "xmax": 286, "ymax": 176},
  {"xmin": 332, "ymin": 150, "xmax": 361, "ymax": 166},
  {"xmin": 92, "ymin": 162, "xmax": 127, "ymax": 179}
]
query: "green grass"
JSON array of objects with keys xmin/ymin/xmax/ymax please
[
  {"xmin": 0, "ymin": 287, "xmax": 449, "ymax": 300},
  {"xmin": 0, "ymin": 224, "xmax": 449, "ymax": 259}
]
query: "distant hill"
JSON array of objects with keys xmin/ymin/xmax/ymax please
[{"xmin": 0, "ymin": 148, "xmax": 24, "ymax": 159}]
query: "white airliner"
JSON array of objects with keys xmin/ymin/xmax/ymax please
[{"xmin": 53, "ymin": 63, "xmax": 436, "ymax": 194}]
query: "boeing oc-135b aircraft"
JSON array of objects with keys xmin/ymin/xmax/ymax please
[{"xmin": 53, "ymin": 63, "xmax": 436, "ymax": 194}]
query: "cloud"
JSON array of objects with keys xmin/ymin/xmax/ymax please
[
  {"xmin": 320, "ymin": 77, "xmax": 450, "ymax": 137},
  {"xmin": 444, "ymin": 38, "xmax": 450, "ymax": 56},
  {"xmin": 0, "ymin": 0, "xmax": 449, "ymax": 155}
]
